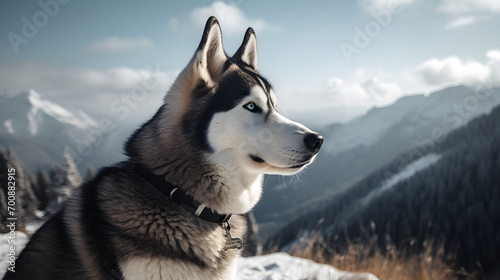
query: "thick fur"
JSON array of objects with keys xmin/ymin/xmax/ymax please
[{"xmin": 3, "ymin": 17, "xmax": 322, "ymax": 280}]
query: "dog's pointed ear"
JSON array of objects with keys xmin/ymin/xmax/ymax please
[
  {"xmin": 193, "ymin": 16, "xmax": 227, "ymax": 83},
  {"xmin": 233, "ymin": 28, "xmax": 257, "ymax": 71}
]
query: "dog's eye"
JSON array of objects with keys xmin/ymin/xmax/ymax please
[{"xmin": 244, "ymin": 102, "xmax": 259, "ymax": 112}]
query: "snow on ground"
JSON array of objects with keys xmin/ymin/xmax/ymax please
[
  {"xmin": 24, "ymin": 218, "xmax": 45, "ymax": 235},
  {"xmin": 0, "ymin": 232, "xmax": 377, "ymax": 279},
  {"xmin": 237, "ymin": 252, "xmax": 378, "ymax": 280}
]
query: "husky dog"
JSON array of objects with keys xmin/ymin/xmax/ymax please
[{"xmin": 4, "ymin": 17, "xmax": 323, "ymax": 280}]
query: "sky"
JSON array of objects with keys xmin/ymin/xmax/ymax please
[{"xmin": 1, "ymin": 0, "xmax": 500, "ymax": 126}]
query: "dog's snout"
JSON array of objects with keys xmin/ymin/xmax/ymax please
[{"xmin": 304, "ymin": 133, "xmax": 324, "ymax": 153}]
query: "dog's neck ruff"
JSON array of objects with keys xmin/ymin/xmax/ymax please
[{"xmin": 133, "ymin": 163, "xmax": 231, "ymax": 224}]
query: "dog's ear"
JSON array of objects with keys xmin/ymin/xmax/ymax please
[
  {"xmin": 233, "ymin": 28, "xmax": 257, "ymax": 71},
  {"xmin": 192, "ymin": 16, "xmax": 227, "ymax": 83}
]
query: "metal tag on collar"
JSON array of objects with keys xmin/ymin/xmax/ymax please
[{"xmin": 223, "ymin": 221, "xmax": 243, "ymax": 251}]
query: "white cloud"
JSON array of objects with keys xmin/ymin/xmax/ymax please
[
  {"xmin": 359, "ymin": 0, "xmax": 415, "ymax": 14},
  {"xmin": 326, "ymin": 77, "xmax": 343, "ymax": 89},
  {"xmin": 189, "ymin": 1, "xmax": 268, "ymax": 35},
  {"xmin": 86, "ymin": 37, "xmax": 155, "ymax": 53},
  {"xmin": 287, "ymin": 70, "xmax": 403, "ymax": 111},
  {"xmin": 361, "ymin": 76, "xmax": 402, "ymax": 103},
  {"xmin": 439, "ymin": 0, "xmax": 500, "ymax": 29},
  {"xmin": 486, "ymin": 50, "xmax": 500, "ymax": 82},
  {"xmin": 438, "ymin": 0, "xmax": 500, "ymax": 15},
  {"xmin": 487, "ymin": 49, "xmax": 500, "ymax": 61},
  {"xmin": 444, "ymin": 16, "xmax": 476, "ymax": 29},
  {"xmin": 0, "ymin": 63, "xmax": 178, "ymax": 117},
  {"xmin": 276, "ymin": 71, "xmax": 404, "ymax": 125},
  {"xmin": 414, "ymin": 50, "xmax": 500, "ymax": 87}
]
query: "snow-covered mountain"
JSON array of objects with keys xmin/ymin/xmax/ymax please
[
  {"xmin": 0, "ymin": 90, "xmax": 130, "ymax": 172},
  {"xmin": 1, "ymin": 90, "xmax": 98, "ymax": 137},
  {"xmin": 324, "ymin": 85, "xmax": 500, "ymax": 155}
]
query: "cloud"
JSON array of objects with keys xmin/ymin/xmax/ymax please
[
  {"xmin": 438, "ymin": 0, "xmax": 500, "ymax": 15},
  {"xmin": 439, "ymin": 0, "xmax": 500, "ymax": 29},
  {"xmin": 189, "ymin": 1, "xmax": 268, "ymax": 35},
  {"xmin": 414, "ymin": 50, "xmax": 500, "ymax": 87},
  {"xmin": 0, "ymin": 63, "xmax": 178, "ymax": 117},
  {"xmin": 361, "ymin": 76, "xmax": 402, "ymax": 102},
  {"xmin": 287, "ymin": 70, "xmax": 403, "ymax": 110},
  {"xmin": 486, "ymin": 50, "xmax": 500, "ymax": 82},
  {"xmin": 86, "ymin": 37, "xmax": 155, "ymax": 53},
  {"xmin": 444, "ymin": 16, "xmax": 476, "ymax": 29},
  {"xmin": 276, "ymin": 71, "xmax": 404, "ymax": 125},
  {"xmin": 359, "ymin": 0, "xmax": 415, "ymax": 14}
]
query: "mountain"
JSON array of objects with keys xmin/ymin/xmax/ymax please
[
  {"xmin": 265, "ymin": 104, "xmax": 500, "ymax": 277},
  {"xmin": 0, "ymin": 90, "xmax": 98, "ymax": 136},
  {"xmin": 254, "ymin": 85, "xmax": 500, "ymax": 239},
  {"xmin": 0, "ymin": 90, "xmax": 130, "ymax": 172}
]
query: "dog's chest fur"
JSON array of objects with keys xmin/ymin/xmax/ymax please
[
  {"xmin": 114, "ymin": 204, "xmax": 243, "ymax": 280},
  {"xmin": 102, "ymin": 170, "xmax": 246, "ymax": 279},
  {"xmin": 120, "ymin": 257, "xmax": 238, "ymax": 280},
  {"xmin": 65, "ymin": 167, "xmax": 245, "ymax": 280}
]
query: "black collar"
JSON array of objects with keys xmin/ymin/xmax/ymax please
[{"xmin": 133, "ymin": 163, "xmax": 231, "ymax": 224}]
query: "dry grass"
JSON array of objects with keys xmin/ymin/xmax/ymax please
[{"xmin": 287, "ymin": 234, "xmax": 480, "ymax": 280}]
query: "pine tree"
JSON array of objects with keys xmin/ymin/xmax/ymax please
[
  {"xmin": 33, "ymin": 169, "xmax": 51, "ymax": 213},
  {"xmin": 8, "ymin": 149, "xmax": 39, "ymax": 225},
  {"xmin": 46, "ymin": 150, "xmax": 82, "ymax": 214},
  {"xmin": 63, "ymin": 149, "xmax": 82, "ymax": 189},
  {"xmin": 19, "ymin": 169, "xmax": 39, "ymax": 223},
  {"xmin": 47, "ymin": 164, "xmax": 62, "ymax": 210},
  {"xmin": 0, "ymin": 185, "xmax": 7, "ymax": 233}
]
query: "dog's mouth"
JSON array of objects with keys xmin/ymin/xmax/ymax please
[
  {"xmin": 250, "ymin": 155, "xmax": 311, "ymax": 169},
  {"xmin": 250, "ymin": 155, "xmax": 266, "ymax": 163}
]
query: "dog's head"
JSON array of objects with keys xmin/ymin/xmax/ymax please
[{"xmin": 164, "ymin": 17, "xmax": 323, "ymax": 177}]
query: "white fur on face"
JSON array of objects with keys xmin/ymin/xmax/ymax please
[{"xmin": 207, "ymin": 85, "xmax": 318, "ymax": 177}]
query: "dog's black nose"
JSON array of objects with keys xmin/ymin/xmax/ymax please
[{"xmin": 304, "ymin": 133, "xmax": 324, "ymax": 153}]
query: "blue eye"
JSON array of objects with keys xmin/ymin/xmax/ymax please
[
  {"xmin": 244, "ymin": 102, "xmax": 256, "ymax": 111},
  {"xmin": 243, "ymin": 101, "xmax": 263, "ymax": 113}
]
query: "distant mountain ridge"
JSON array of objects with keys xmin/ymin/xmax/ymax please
[
  {"xmin": 254, "ymin": 84, "xmax": 500, "ymax": 239},
  {"xmin": 323, "ymin": 85, "xmax": 498, "ymax": 155}
]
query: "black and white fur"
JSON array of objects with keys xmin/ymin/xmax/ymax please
[{"xmin": 3, "ymin": 17, "xmax": 323, "ymax": 280}]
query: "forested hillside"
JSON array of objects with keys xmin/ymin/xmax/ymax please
[
  {"xmin": 266, "ymin": 105, "xmax": 500, "ymax": 277},
  {"xmin": 0, "ymin": 149, "xmax": 86, "ymax": 233}
]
